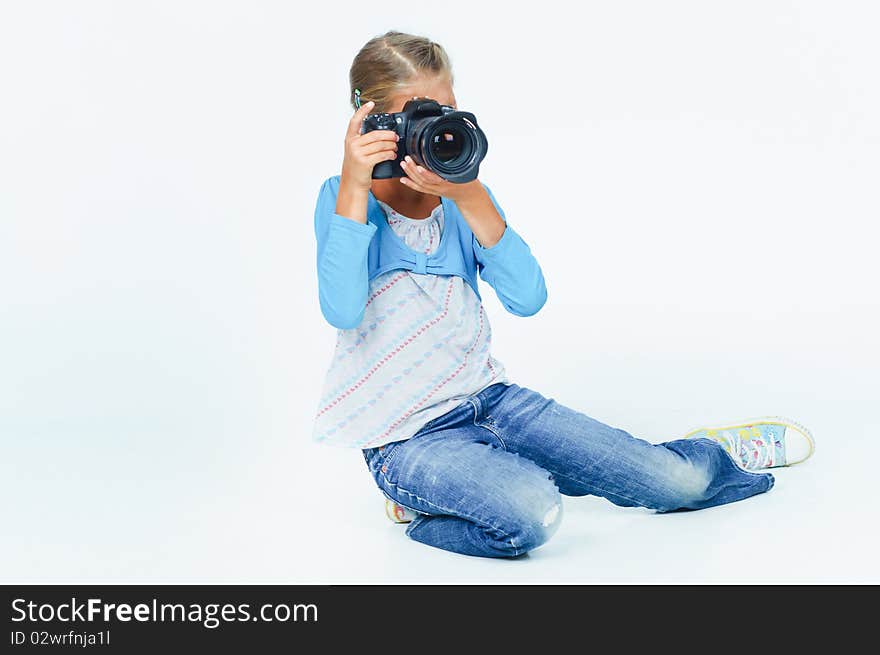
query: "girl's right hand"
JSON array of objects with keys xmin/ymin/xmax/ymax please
[{"xmin": 340, "ymin": 100, "xmax": 400, "ymax": 191}]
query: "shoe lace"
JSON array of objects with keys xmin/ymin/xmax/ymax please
[{"xmin": 711, "ymin": 426, "xmax": 774, "ymax": 470}]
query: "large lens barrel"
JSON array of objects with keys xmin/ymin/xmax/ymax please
[{"xmin": 410, "ymin": 112, "xmax": 488, "ymax": 183}]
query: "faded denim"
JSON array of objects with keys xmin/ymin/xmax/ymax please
[{"xmin": 362, "ymin": 382, "xmax": 774, "ymax": 559}]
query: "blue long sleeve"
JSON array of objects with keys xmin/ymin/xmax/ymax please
[
  {"xmin": 313, "ymin": 177, "xmax": 377, "ymax": 329},
  {"xmin": 471, "ymin": 184, "xmax": 548, "ymax": 317},
  {"xmin": 313, "ymin": 176, "xmax": 547, "ymax": 327}
]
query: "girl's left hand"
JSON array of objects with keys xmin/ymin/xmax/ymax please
[{"xmin": 399, "ymin": 155, "xmax": 482, "ymax": 204}]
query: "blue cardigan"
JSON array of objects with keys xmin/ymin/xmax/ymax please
[{"xmin": 313, "ymin": 175, "xmax": 547, "ymax": 329}]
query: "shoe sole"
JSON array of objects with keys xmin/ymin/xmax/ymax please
[{"xmin": 683, "ymin": 415, "xmax": 815, "ymax": 466}]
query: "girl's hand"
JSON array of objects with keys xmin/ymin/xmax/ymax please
[
  {"xmin": 399, "ymin": 155, "xmax": 483, "ymax": 205},
  {"xmin": 401, "ymin": 154, "xmax": 505, "ymax": 247},
  {"xmin": 340, "ymin": 100, "xmax": 400, "ymax": 191}
]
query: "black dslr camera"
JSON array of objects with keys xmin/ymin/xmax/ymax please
[{"xmin": 361, "ymin": 98, "xmax": 488, "ymax": 184}]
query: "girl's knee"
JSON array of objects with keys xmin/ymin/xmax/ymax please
[
  {"xmin": 504, "ymin": 483, "xmax": 564, "ymax": 555},
  {"xmin": 652, "ymin": 463, "xmax": 713, "ymax": 512}
]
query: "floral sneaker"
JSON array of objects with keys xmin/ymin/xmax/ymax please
[
  {"xmin": 684, "ymin": 416, "xmax": 815, "ymax": 471},
  {"xmin": 385, "ymin": 499, "xmax": 420, "ymax": 524}
]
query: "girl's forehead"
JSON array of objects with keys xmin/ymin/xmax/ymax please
[{"xmin": 399, "ymin": 77, "xmax": 455, "ymax": 104}]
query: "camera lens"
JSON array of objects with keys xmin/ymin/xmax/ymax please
[
  {"xmin": 430, "ymin": 128, "xmax": 467, "ymax": 164},
  {"xmin": 414, "ymin": 114, "xmax": 488, "ymax": 183}
]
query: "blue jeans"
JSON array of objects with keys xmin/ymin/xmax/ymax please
[{"xmin": 362, "ymin": 382, "xmax": 775, "ymax": 559}]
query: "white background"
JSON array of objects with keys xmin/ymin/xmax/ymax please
[{"xmin": 1, "ymin": 0, "xmax": 878, "ymax": 583}]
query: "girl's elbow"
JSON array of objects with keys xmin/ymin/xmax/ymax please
[
  {"xmin": 507, "ymin": 286, "xmax": 548, "ymax": 317},
  {"xmin": 323, "ymin": 309, "xmax": 364, "ymax": 330},
  {"xmin": 319, "ymin": 296, "xmax": 365, "ymax": 330}
]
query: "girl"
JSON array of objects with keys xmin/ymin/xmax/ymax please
[{"xmin": 311, "ymin": 30, "xmax": 815, "ymax": 559}]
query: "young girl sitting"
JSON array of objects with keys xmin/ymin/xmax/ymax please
[{"xmin": 311, "ymin": 30, "xmax": 814, "ymax": 559}]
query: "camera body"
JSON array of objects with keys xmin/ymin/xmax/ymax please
[{"xmin": 361, "ymin": 98, "xmax": 488, "ymax": 184}]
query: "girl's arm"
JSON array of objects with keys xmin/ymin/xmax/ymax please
[
  {"xmin": 314, "ymin": 176, "xmax": 377, "ymax": 329},
  {"xmin": 314, "ymin": 101, "xmax": 398, "ymax": 329},
  {"xmin": 469, "ymin": 184, "xmax": 548, "ymax": 317},
  {"xmin": 395, "ymin": 161, "xmax": 547, "ymax": 317}
]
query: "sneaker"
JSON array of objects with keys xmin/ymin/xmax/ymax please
[
  {"xmin": 385, "ymin": 499, "xmax": 419, "ymax": 524},
  {"xmin": 684, "ymin": 416, "xmax": 815, "ymax": 471}
]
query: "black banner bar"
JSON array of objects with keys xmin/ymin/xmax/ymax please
[{"xmin": 1, "ymin": 585, "xmax": 872, "ymax": 651}]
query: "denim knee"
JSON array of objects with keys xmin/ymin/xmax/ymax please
[
  {"xmin": 504, "ymin": 482, "xmax": 564, "ymax": 555},
  {"xmin": 650, "ymin": 462, "xmax": 713, "ymax": 512}
]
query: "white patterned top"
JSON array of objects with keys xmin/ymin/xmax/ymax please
[{"xmin": 311, "ymin": 199, "xmax": 509, "ymax": 449}]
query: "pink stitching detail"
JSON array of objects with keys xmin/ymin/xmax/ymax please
[
  {"xmin": 316, "ymin": 279, "xmax": 456, "ymax": 418},
  {"xmin": 363, "ymin": 305, "xmax": 486, "ymax": 446},
  {"xmin": 366, "ymin": 272, "xmax": 408, "ymax": 307}
]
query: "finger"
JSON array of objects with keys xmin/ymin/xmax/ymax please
[
  {"xmin": 354, "ymin": 129, "xmax": 400, "ymax": 146},
  {"xmin": 400, "ymin": 156, "xmax": 434, "ymax": 185},
  {"xmin": 347, "ymin": 100, "xmax": 375, "ymax": 139},
  {"xmin": 412, "ymin": 161, "xmax": 445, "ymax": 184},
  {"xmin": 366, "ymin": 150, "xmax": 399, "ymax": 167},
  {"xmin": 399, "ymin": 164, "xmax": 430, "ymax": 190},
  {"xmin": 358, "ymin": 140, "xmax": 398, "ymax": 157},
  {"xmin": 399, "ymin": 176, "xmax": 428, "ymax": 193}
]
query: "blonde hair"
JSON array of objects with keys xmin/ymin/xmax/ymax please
[{"xmin": 349, "ymin": 30, "xmax": 454, "ymax": 113}]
